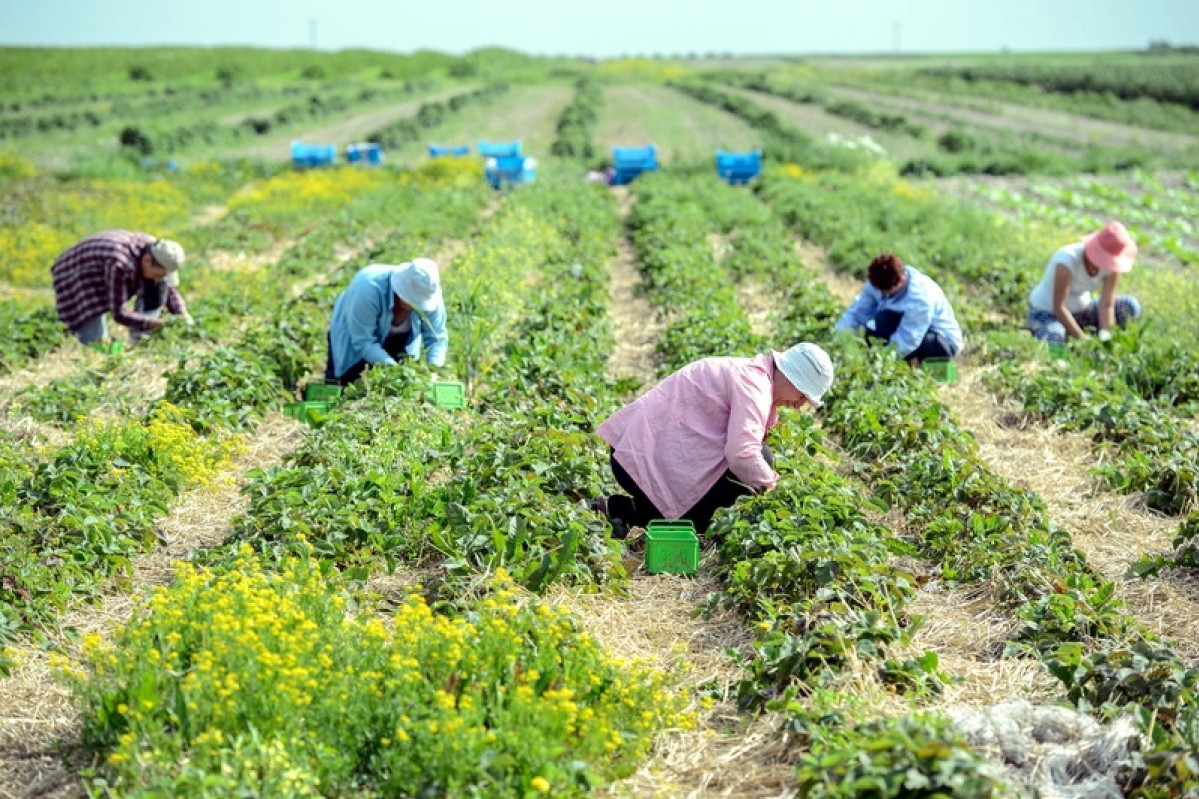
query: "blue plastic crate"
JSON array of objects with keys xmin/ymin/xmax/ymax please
[
  {"xmin": 485, "ymin": 155, "xmax": 536, "ymax": 189},
  {"xmin": 477, "ymin": 140, "xmax": 522, "ymax": 158},
  {"xmin": 291, "ymin": 140, "xmax": 336, "ymax": 168},
  {"xmin": 716, "ymin": 150, "xmax": 761, "ymax": 185},
  {"xmin": 428, "ymin": 144, "xmax": 471, "ymax": 157},
  {"xmin": 612, "ymin": 144, "xmax": 658, "ymax": 185},
  {"xmin": 346, "ymin": 142, "xmax": 383, "ymax": 165}
]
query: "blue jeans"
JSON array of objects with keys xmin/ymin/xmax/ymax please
[
  {"xmin": 75, "ymin": 281, "xmax": 167, "ymax": 345},
  {"xmin": 866, "ymin": 310, "xmax": 958, "ymax": 361},
  {"xmin": 1027, "ymin": 296, "xmax": 1141, "ymax": 346},
  {"xmin": 74, "ymin": 314, "xmax": 108, "ymax": 345},
  {"xmin": 129, "ymin": 291, "xmax": 163, "ymax": 344},
  {"xmin": 324, "ymin": 331, "xmax": 410, "ymax": 386}
]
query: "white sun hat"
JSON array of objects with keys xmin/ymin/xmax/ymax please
[
  {"xmin": 773, "ymin": 342, "xmax": 834, "ymax": 409},
  {"xmin": 150, "ymin": 238, "xmax": 185, "ymax": 288},
  {"xmin": 389, "ymin": 258, "xmax": 442, "ymax": 313}
]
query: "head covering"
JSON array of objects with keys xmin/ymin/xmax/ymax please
[
  {"xmin": 150, "ymin": 238, "xmax": 185, "ymax": 288},
  {"xmin": 1082, "ymin": 221, "xmax": 1136, "ymax": 274},
  {"xmin": 389, "ymin": 258, "xmax": 442, "ymax": 313},
  {"xmin": 773, "ymin": 343, "xmax": 834, "ymax": 409}
]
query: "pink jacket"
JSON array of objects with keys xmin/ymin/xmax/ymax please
[{"xmin": 597, "ymin": 353, "xmax": 780, "ymax": 519}]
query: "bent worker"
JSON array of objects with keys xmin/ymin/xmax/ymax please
[
  {"xmin": 592, "ymin": 342, "xmax": 834, "ymax": 538},
  {"xmin": 1027, "ymin": 220, "xmax": 1141, "ymax": 346},
  {"xmin": 50, "ymin": 230, "xmax": 192, "ymax": 345},
  {"xmin": 835, "ymin": 252, "xmax": 963, "ymax": 367},
  {"xmin": 325, "ymin": 258, "xmax": 447, "ymax": 386}
]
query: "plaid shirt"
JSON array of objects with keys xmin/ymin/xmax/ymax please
[{"xmin": 50, "ymin": 230, "xmax": 187, "ymax": 331}]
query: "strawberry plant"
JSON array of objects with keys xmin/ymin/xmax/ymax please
[{"xmin": 792, "ymin": 711, "xmax": 1005, "ymax": 798}]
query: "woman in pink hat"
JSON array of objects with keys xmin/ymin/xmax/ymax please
[{"xmin": 1027, "ymin": 221, "xmax": 1141, "ymax": 346}]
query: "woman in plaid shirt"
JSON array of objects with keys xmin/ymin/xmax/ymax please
[{"xmin": 50, "ymin": 230, "xmax": 193, "ymax": 345}]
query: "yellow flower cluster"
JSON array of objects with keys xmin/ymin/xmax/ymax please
[
  {"xmin": 182, "ymin": 160, "xmax": 224, "ymax": 177},
  {"xmin": 397, "ymin": 157, "xmax": 483, "ymax": 188},
  {"xmin": 0, "ymin": 152, "xmax": 36, "ymax": 178},
  {"xmin": 0, "ymin": 223, "xmax": 71, "ymax": 285},
  {"xmin": 774, "ymin": 163, "xmax": 808, "ymax": 180},
  {"xmin": 890, "ymin": 181, "xmax": 931, "ymax": 202},
  {"xmin": 144, "ymin": 403, "xmax": 242, "ymax": 486},
  {"xmin": 63, "ymin": 551, "xmax": 694, "ymax": 794},
  {"xmin": 228, "ymin": 167, "xmax": 389, "ymax": 219},
  {"xmin": 72, "ymin": 401, "xmax": 239, "ymax": 488},
  {"xmin": 0, "ymin": 178, "xmax": 189, "ymax": 286}
]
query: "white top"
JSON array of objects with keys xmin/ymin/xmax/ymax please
[
  {"xmin": 389, "ymin": 316, "xmax": 412, "ymax": 335},
  {"xmin": 1029, "ymin": 243, "xmax": 1105, "ymax": 314}
]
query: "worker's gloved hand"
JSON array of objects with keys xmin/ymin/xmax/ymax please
[{"xmin": 1097, "ymin": 329, "xmax": 1113, "ymax": 343}]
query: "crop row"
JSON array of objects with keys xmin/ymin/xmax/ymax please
[
  {"xmin": 620, "ymin": 173, "xmax": 999, "ymax": 790},
  {"xmin": 0, "ymin": 171, "xmax": 488, "ymax": 650},
  {"xmin": 699, "ymin": 72, "xmax": 1185, "ymax": 177},
  {"xmin": 972, "ymin": 182, "xmax": 1199, "ymax": 267},
  {"xmin": 759, "ymin": 167, "xmax": 1199, "ymax": 794}
]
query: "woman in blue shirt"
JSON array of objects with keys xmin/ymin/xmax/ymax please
[
  {"xmin": 325, "ymin": 258, "xmax": 448, "ymax": 385},
  {"xmin": 835, "ymin": 253, "xmax": 963, "ymax": 366}
]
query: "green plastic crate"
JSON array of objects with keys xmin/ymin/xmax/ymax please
[
  {"xmin": 304, "ymin": 382, "xmax": 343, "ymax": 402},
  {"xmin": 427, "ymin": 381, "xmax": 466, "ymax": 409},
  {"xmin": 283, "ymin": 400, "xmax": 334, "ymax": 426},
  {"xmin": 644, "ymin": 520, "xmax": 699, "ymax": 576},
  {"xmin": 89, "ymin": 340, "xmax": 124, "ymax": 355},
  {"xmin": 921, "ymin": 357, "xmax": 957, "ymax": 383},
  {"xmin": 1048, "ymin": 343, "xmax": 1067, "ymax": 356}
]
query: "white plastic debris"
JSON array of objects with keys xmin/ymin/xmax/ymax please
[{"xmin": 947, "ymin": 700, "xmax": 1138, "ymax": 799}]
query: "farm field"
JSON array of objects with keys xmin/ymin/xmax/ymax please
[
  {"xmin": 1, "ymin": 45, "xmax": 1198, "ymax": 799},
  {"xmin": 596, "ymin": 84, "xmax": 764, "ymax": 166}
]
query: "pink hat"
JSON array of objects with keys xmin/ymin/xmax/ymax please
[{"xmin": 1082, "ymin": 221, "xmax": 1136, "ymax": 274}]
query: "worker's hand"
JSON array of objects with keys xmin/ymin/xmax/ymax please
[
  {"xmin": 146, "ymin": 317, "xmax": 166, "ymax": 331},
  {"xmin": 183, "ymin": 313, "xmax": 195, "ymax": 328},
  {"xmin": 1097, "ymin": 329, "xmax": 1113, "ymax": 343}
]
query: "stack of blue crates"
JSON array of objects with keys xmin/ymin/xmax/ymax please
[
  {"xmin": 478, "ymin": 140, "xmax": 535, "ymax": 189},
  {"xmin": 611, "ymin": 144, "xmax": 658, "ymax": 185},
  {"xmin": 477, "ymin": 140, "xmax": 522, "ymax": 159},
  {"xmin": 346, "ymin": 142, "xmax": 383, "ymax": 165},
  {"xmin": 716, "ymin": 150, "xmax": 761, "ymax": 185}
]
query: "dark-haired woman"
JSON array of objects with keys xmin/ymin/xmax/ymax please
[{"xmin": 834, "ymin": 252, "xmax": 963, "ymax": 366}]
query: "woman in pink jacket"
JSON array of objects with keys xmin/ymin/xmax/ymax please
[{"xmin": 593, "ymin": 342, "xmax": 834, "ymax": 537}]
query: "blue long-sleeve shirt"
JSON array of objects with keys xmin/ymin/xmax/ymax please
[
  {"xmin": 834, "ymin": 265, "xmax": 963, "ymax": 358},
  {"xmin": 328, "ymin": 264, "xmax": 448, "ymax": 377}
]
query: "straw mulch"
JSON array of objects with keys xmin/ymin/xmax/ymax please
[{"xmin": 940, "ymin": 366, "xmax": 1199, "ymax": 662}]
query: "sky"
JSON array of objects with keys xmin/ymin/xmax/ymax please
[{"xmin": 1, "ymin": 0, "xmax": 1197, "ymax": 58}]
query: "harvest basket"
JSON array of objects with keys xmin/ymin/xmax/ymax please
[
  {"xmin": 427, "ymin": 381, "xmax": 466, "ymax": 409},
  {"xmin": 283, "ymin": 400, "xmax": 334, "ymax": 426},
  {"xmin": 921, "ymin": 357, "xmax": 957, "ymax": 383},
  {"xmin": 304, "ymin": 382, "xmax": 343, "ymax": 402},
  {"xmin": 645, "ymin": 520, "xmax": 699, "ymax": 576}
]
